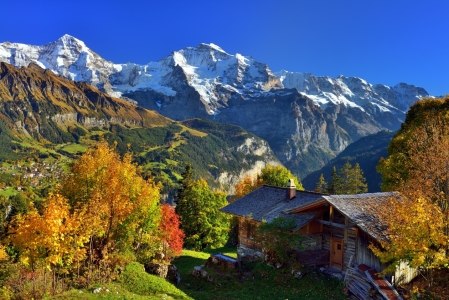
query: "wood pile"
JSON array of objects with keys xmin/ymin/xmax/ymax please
[
  {"xmin": 345, "ymin": 264, "xmax": 382, "ymax": 299},
  {"xmin": 345, "ymin": 258, "xmax": 402, "ymax": 300}
]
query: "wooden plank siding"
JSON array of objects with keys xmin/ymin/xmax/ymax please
[
  {"xmin": 237, "ymin": 217, "xmax": 261, "ymax": 249},
  {"xmin": 322, "ymin": 209, "xmax": 357, "ymax": 270},
  {"xmin": 356, "ymin": 230, "xmax": 389, "ymax": 273}
]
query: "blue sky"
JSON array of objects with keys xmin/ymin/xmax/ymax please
[{"xmin": 2, "ymin": 0, "xmax": 448, "ymax": 96}]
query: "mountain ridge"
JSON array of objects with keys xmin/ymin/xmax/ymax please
[{"xmin": 0, "ymin": 35, "xmax": 430, "ymax": 178}]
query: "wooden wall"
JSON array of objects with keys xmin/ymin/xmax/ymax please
[
  {"xmin": 355, "ymin": 231, "xmax": 388, "ymax": 272},
  {"xmin": 322, "ymin": 208, "xmax": 357, "ymax": 270},
  {"xmin": 238, "ymin": 218, "xmax": 261, "ymax": 249},
  {"xmin": 393, "ymin": 261, "xmax": 419, "ymax": 285}
]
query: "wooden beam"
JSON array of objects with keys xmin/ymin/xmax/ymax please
[{"xmin": 316, "ymin": 219, "xmax": 355, "ymax": 229}]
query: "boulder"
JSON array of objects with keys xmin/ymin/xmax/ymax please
[
  {"xmin": 144, "ymin": 262, "xmax": 168, "ymax": 278},
  {"xmin": 167, "ymin": 264, "xmax": 181, "ymax": 286}
]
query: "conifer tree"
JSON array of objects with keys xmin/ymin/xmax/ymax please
[
  {"xmin": 327, "ymin": 163, "xmax": 368, "ymax": 195},
  {"xmin": 174, "ymin": 163, "xmax": 193, "ymax": 205},
  {"xmin": 315, "ymin": 173, "xmax": 327, "ymax": 193},
  {"xmin": 327, "ymin": 167, "xmax": 338, "ymax": 194},
  {"xmin": 175, "ymin": 179, "xmax": 230, "ymax": 250},
  {"xmin": 349, "ymin": 163, "xmax": 368, "ymax": 194}
]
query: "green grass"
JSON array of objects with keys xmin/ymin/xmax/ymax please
[
  {"xmin": 173, "ymin": 247, "xmax": 347, "ymax": 300},
  {"xmin": 51, "ymin": 262, "xmax": 192, "ymax": 300},
  {"xmin": 60, "ymin": 143, "xmax": 88, "ymax": 154},
  {"xmin": 0, "ymin": 187, "xmax": 17, "ymax": 197}
]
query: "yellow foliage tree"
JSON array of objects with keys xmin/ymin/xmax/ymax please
[
  {"xmin": 370, "ymin": 194, "xmax": 448, "ymax": 286},
  {"xmin": 9, "ymin": 193, "xmax": 88, "ymax": 293},
  {"xmin": 231, "ymin": 165, "xmax": 303, "ymax": 202},
  {"xmin": 60, "ymin": 141, "xmax": 161, "ymax": 261}
]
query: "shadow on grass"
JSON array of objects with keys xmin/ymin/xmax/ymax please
[{"xmin": 173, "ymin": 248, "xmax": 348, "ymax": 300}]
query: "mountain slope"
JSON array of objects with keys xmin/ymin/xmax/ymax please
[
  {"xmin": 0, "ymin": 62, "xmax": 280, "ymax": 194},
  {"xmin": 302, "ymin": 130, "xmax": 395, "ymax": 192}
]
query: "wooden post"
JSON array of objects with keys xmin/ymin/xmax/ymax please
[{"xmin": 344, "ymin": 217, "xmax": 348, "ymax": 243}]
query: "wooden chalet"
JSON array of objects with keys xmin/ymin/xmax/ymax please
[{"xmin": 221, "ymin": 180, "xmax": 418, "ymax": 285}]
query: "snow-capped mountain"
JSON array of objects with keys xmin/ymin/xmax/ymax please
[
  {"xmin": 0, "ymin": 35, "xmax": 432, "ymax": 178},
  {"xmin": 0, "ymin": 34, "xmax": 429, "ymax": 116},
  {"xmin": 275, "ymin": 71, "xmax": 428, "ymax": 114}
]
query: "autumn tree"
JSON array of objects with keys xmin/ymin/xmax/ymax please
[
  {"xmin": 9, "ymin": 193, "xmax": 88, "ymax": 294},
  {"xmin": 230, "ymin": 164, "xmax": 304, "ymax": 202},
  {"xmin": 378, "ymin": 97, "xmax": 449, "ymax": 238},
  {"xmin": 158, "ymin": 204, "xmax": 184, "ymax": 261},
  {"xmin": 370, "ymin": 194, "xmax": 448, "ymax": 286},
  {"xmin": 376, "ymin": 96, "xmax": 449, "ymax": 285},
  {"xmin": 60, "ymin": 141, "xmax": 161, "ymax": 261},
  {"xmin": 175, "ymin": 179, "xmax": 230, "ymax": 250},
  {"xmin": 230, "ymin": 174, "xmax": 264, "ymax": 202}
]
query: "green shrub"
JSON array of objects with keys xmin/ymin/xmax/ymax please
[{"xmin": 119, "ymin": 262, "xmax": 191, "ymax": 299}]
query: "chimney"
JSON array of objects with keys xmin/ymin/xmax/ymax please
[{"xmin": 286, "ymin": 178, "xmax": 296, "ymax": 200}]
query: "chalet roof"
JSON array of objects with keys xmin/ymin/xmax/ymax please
[
  {"xmin": 323, "ymin": 192, "xmax": 399, "ymax": 242},
  {"xmin": 221, "ymin": 185, "xmax": 325, "ymax": 229}
]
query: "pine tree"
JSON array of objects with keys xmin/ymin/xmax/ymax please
[
  {"xmin": 315, "ymin": 173, "xmax": 327, "ymax": 193},
  {"xmin": 327, "ymin": 167, "xmax": 338, "ymax": 194},
  {"xmin": 174, "ymin": 164, "xmax": 193, "ymax": 205},
  {"xmin": 328, "ymin": 162, "xmax": 368, "ymax": 195},
  {"xmin": 350, "ymin": 163, "xmax": 368, "ymax": 194}
]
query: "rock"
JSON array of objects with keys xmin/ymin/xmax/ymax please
[
  {"xmin": 193, "ymin": 266, "xmax": 202, "ymax": 277},
  {"xmin": 201, "ymin": 269, "xmax": 208, "ymax": 278},
  {"xmin": 167, "ymin": 264, "xmax": 181, "ymax": 286},
  {"xmin": 154, "ymin": 252, "xmax": 165, "ymax": 261},
  {"xmin": 291, "ymin": 269, "xmax": 303, "ymax": 279},
  {"xmin": 144, "ymin": 262, "xmax": 169, "ymax": 278},
  {"xmin": 93, "ymin": 287, "xmax": 102, "ymax": 294}
]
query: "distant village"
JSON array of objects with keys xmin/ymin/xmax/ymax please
[{"xmin": 0, "ymin": 161, "xmax": 65, "ymax": 191}]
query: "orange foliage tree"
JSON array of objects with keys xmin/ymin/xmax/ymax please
[{"xmin": 230, "ymin": 174, "xmax": 264, "ymax": 202}]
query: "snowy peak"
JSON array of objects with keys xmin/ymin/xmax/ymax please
[
  {"xmin": 275, "ymin": 70, "xmax": 430, "ymax": 114},
  {"xmin": 54, "ymin": 34, "xmax": 86, "ymax": 48}
]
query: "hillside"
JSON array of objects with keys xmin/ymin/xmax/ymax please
[
  {"xmin": 0, "ymin": 62, "xmax": 280, "ymax": 195},
  {"xmin": 302, "ymin": 130, "xmax": 395, "ymax": 192}
]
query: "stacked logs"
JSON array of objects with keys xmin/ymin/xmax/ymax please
[{"xmin": 345, "ymin": 265, "xmax": 383, "ymax": 299}]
